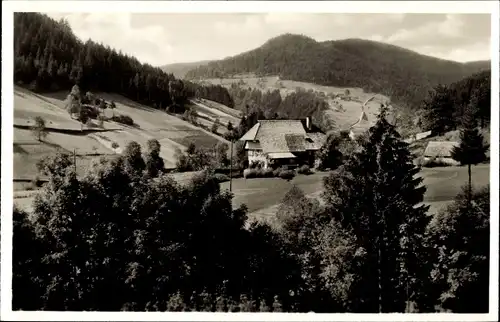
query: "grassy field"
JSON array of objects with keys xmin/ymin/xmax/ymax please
[
  {"xmin": 186, "ymin": 99, "xmax": 242, "ymax": 137},
  {"xmin": 191, "ymin": 100, "xmax": 241, "ymax": 124},
  {"xmin": 13, "ymin": 164, "xmax": 490, "ymax": 219},
  {"xmin": 224, "ymin": 164, "xmax": 491, "ymax": 223},
  {"xmin": 194, "ymin": 99, "xmax": 243, "ymax": 119},
  {"xmin": 13, "ymin": 86, "xmax": 231, "ymax": 178},
  {"xmin": 199, "ymin": 75, "xmax": 389, "ymax": 130}
]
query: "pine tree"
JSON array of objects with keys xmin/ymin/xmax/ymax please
[
  {"xmin": 322, "ymin": 106, "xmax": 430, "ymax": 312},
  {"xmin": 451, "ymin": 97, "xmax": 489, "ymax": 202},
  {"xmin": 422, "ymin": 84, "xmax": 455, "ymax": 135}
]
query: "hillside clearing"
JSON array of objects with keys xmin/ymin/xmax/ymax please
[{"xmin": 190, "ymin": 100, "xmax": 241, "ymax": 128}]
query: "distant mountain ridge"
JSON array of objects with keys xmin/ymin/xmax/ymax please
[
  {"xmin": 181, "ymin": 33, "xmax": 490, "ymax": 109},
  {"xmin": 161, "ymin": 60, "xmax": 212, "ymax": 79}
]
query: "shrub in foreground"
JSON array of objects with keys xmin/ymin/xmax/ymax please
[
  {"xmin": 278, "ymin": 169, "xmax": 295, "ymax": 180},
  {"xmin": 243, "ymin": 167, "xmax": 296, "ymax": 180},
  {"xmin": 13, "ymin": 147, "xmax": 301, "ymax": 311},
  {"xmin": 297, "ymin": 165, "xmax": 312, "ymax": 175},
  {"xmin": 244, "ymin": 168, "xmax": 258, "ymax": 179},
  {"xmin": 421, "ymin": 157, "xmax": 452, "ymax": 168}
]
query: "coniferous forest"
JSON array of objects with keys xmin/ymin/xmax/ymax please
[{"xmin": 11, "ymin": 13, "xmax": 491, "ymax": 314}]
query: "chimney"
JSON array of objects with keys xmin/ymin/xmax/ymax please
[{"xmin": 306, "ymin": 116, "xmax": 311, "ymax": 131}]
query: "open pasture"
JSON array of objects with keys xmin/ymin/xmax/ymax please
[
  {"xmin": 14, "ymin": 164, "xmax": 490, "ymax": 219},
  {"xmin": 13, "ymin": 87, "xmax": 230, "ymax": 175},
  {"xmin": 224, "ymin": 164, "xmax": 490, "ymax": 222}
]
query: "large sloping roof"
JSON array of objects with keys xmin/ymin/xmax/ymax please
[
  {"xmin": 239, "ymin": 123, "xmax": 261, "ymax": 141},
  {"xmin": 424, "ymin": 141, "xmax": 459, "ymax": 158},
  {"xmin": 305, "ymin": 132, "xmax": 327, "ymax": 150},
  {"xmin": 259, "ymin": 133, "xmax": 306, "ymax": 153},
  {"xmin": 239, "ymin": 120, "xmax": 306, "ymax": 141},
  {"xmin": 239, "ymin": 120, "xmax": 327, "ymax": 153}
]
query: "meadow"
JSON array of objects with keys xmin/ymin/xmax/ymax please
[
  {"xmin": 12, "ymin": 86, "xmax": 232, "ymax": 181},
  {"xmin": 224, "ymin": 164, "xmax": 491, "ymax": 224}
]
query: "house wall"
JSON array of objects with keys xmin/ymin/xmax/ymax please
[{"xmin": 247, "ymin": 149, "xmax": 268, "ymax": 168}]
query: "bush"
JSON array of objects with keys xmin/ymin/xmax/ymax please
[
  {"xmin": 249, "ymin": 160, "xmax": 265, "ymax": 169},
  {"xmin": 297, "ymin": 165, "xmax": 312, "ymax": 175},
  {"xmin": 112, "ymin": 114, "xmax": 134, "ymax": 126},
  {"xmin": 279, "ymin": 169, "xmax": 295, "ymax": 180},
  {"xmin": 111, "ymin": 142, "xmax": 119, "ymax": 149},
  {"xmin": 244, "ymin": 168, "xmax": 258, "ymax": 179},
  {"xmin": 262, "ymin": 168, "xmax": 274, "ymax": 178},
  {"xmin": 421, "ymin": 157, "xmax": 452, "ymax": 168},
  {"xmin": 31, "ymin": 176, "xmax": 43, "ymax": 189},
  {"xmin": 82, "ymin": 105, "xmax": 99, "ymax": 119},
  {"xmin": 243, "ymin": 166, "xmax": 296, "ymax": 180},
  {"xmin": 213, "ymin": 173, "xmax": 230, "ymax": 183}
]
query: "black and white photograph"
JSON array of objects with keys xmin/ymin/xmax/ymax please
[{"xmin": 1, "ymin": 1, "xmax": 498, "ymax": 320}]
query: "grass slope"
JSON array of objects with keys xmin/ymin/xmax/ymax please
[{"xmin": 13, "ymin": 86, "xmax": 229, "ymax": 180}]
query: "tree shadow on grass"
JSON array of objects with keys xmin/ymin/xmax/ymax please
[{"xmin": 13, "ymin": 144, "xmax": 28, "ymax": 154}]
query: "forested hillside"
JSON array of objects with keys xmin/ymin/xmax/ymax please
[
  {"xmin": 185, "ymin": 34, "xmax": 490, "ymax": 109},
  {"xmin": 14, "ymin": 13, "xmax": 183, "ymax": 109},
  {"xmin": 420, "ymin": 70, "xmax": 491, "ymax": 134},
  {"xmin": 13, "ymin": 13, "xmax": 232, "ymax": 113},
  {"xmin": 161, "ymin": 60, "xmax": 212, "ymax": 79}
]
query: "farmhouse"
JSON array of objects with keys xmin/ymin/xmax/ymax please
[
  {"xmin": 423, "ymin": 141, "xmax": 460, "ymax": 166},
  {"xmin": 239, "ymin": 117, "xmax": 326, "ymax": 169}
]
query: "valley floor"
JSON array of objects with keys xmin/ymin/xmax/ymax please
[{"xmin": 14, "ymin": 164, "xmax": 490, "ymax": 221}]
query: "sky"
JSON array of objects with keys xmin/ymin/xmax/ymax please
[{"xmin": 46, "ymin": 12, "xmax": 491, "ymax": 66}]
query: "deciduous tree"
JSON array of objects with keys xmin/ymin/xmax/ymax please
[
  {"xmin": 426, "ymin": 185, "xmax": 490, "ymax": 313},
  {"xmin": 31, "ymin": 116, "xmax": 48, "ymax": 142},
  {"xmin": 322, "ymin": 107, "xmax": 430, "ymax": 312}
]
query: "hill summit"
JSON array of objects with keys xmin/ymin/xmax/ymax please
[{"xmin": 184, "ymin": 33, "xmax": 490, "ymax": 109}]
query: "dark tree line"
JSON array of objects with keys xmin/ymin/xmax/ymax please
[
  {"xmin": 185, "ymin": 34, "xmax": 489, "ymax": 110},
  {"xmin": 13, "ymin": 13, "xmax": 230, "ymax": 114},
  {"xmin": 420, "ymin": 70, "xmax": 491, "ymax": 135},
  {"xmin": 13, "ymin": 110, "xmax": 490, "ymax": 313}
]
